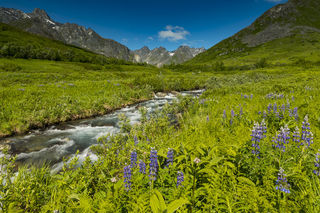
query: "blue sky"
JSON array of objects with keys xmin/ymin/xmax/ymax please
[{"xmin": 1, "ymin": 0, "xmax": 286, "ymax": 51}]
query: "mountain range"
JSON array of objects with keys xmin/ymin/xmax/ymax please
[
  {"xmin": 133, "ymin": 46, "xmax": 205, "ymax": 67},
  {"xmin": 0, "ymin": 7, "xmax": 204, "ymax": 66}
]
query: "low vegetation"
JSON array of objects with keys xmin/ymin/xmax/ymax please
[
  {"xmin": 0, "ymin": 58, "xmax": 209, "ymax": 137},
  {"xmin": 1, "ymin": 66, "xmax": 320, "ymax": 212}
]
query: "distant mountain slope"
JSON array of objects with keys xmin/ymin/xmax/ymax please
[
  {"xmin": 134, "ymin": 46, "xmax": 205, "ymax": 67},
  {"xmin": 0, "ymin": 22, "xmax": 131, "ymax": 65},
  {"xmin": 187, "ymin": 0, "xmax": 320, "ymax": 66},
  {"xmin": 0, "ymin": 8, "xmax": 133, "ymax": 60}
]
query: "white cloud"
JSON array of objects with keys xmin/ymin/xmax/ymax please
[
  {"xmin": 158, "ymin": 25, "xmax": 190, "ymax": 42},
  {"xmin": 147, "ymin": 36, "xmax": 154, "ymax": 41}
]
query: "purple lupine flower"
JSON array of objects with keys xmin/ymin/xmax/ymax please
[
  {"xmin": 166, "ymin": 148, "xmax": 174, "ymax": 167},
  {"xmin": 149, "ymin": 148, "xmax": 158, "ymax": 181},
  {"xmin": 239, "ymin": 107, "xmax": 243, "ymax": 117},
  {"xmin": 230, "ymin": 110, "xmax": 235, "ymax": 125},
  {"xmin": 134, "ymin": 136, "xmax": 139, "ymax": 146},
  {"xmin": 223, "ymin": 110, "xmax": 226, "ymax": 119},
  {"xmin": 130, "ymin": 150, "xmax": 137, "ymax": 167},
  {"xmin": 250, "ymin": 94, "xmax": 253, "ymax": 99},
  {"xmin": 273, "ymin": 125, "xmax": 290, "ymax": 152},
  {"xmin": 124, "ymin": 165, "xmax": 132, "ymax": 191},
  {"xmin": 177, "ymin": 171, "xmax": 184, "ymax": 187},
  {"xmin": 293, "ymin": 127, "xmax": 302, "ymax": 147},
  {"xmin": 301, "ymin": 115, "xmax": 313, "ymax": 148},
  {"xmin": 273, "ymin": 103, "xmax": 277, "ymax": 114},
  {"xmin": 275, "ymin": 168, "xmax": 290, "ymax": 194},
  {"xmin": 267, "ymin": 104, "xmax": 272, "ymax": 114},
  {"xmin": 293, "ymin": 107, "xmax": 298, "ymax": 120},
  {"xmin": 206, "ymin": 115, "xmax": 209, "ymax": 122},
  {"xmin": 313, "ymin": 152, "xmax": 320, "ymax": 176},
  {"xmin": 286, "ymin": 102, "xmax": 290, "ymax": 111},
  {"xmin": 251, "ymin": 122, "xmax": 262, "ymax": 158},
  {"xmin": 263, "ymin": 110, "xmax": 267, "ymax": 119},
  {"xmin": 139, "ymin": 160, "xmax": 146, "ymax": 174}
]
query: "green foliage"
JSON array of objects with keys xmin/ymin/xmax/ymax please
[
  {"xmin": 0, "ymin": 58, "xmax": 208, "ymax": 137},
  {"xmin": 1, "ymin": 67, "xmax": 320, "ymax": 212}
]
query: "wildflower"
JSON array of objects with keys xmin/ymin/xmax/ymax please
[
  {"xmin": 206, "ymin": 115, "xmax": 209, "ymax": 122},
  {"xmin": 111, "ymin": 177, "xmax": 117, "ymax": 183},
  {"xmin": 177, "ymin": 171, "xmax": 184, "ymax": 187},
  {"xmin": 139, "ymin": 160, "xmax": 146, "ymax": 174},
  {"xmin": 301, "ymin": 115, "xmax": 313, "ymax": 148},
  {"xmin": 130, "ymin": 150, "xmax": 137, "ymax": 167},
  {"xmin": 273, "ymin": 125, "xmax": 290, "ymax": 152},
  {"xmin": 149, "ymin": 148, "xmax": 158, "ymax": 181},
  {"xmin": 134, "ymin": 136, "xmax": 139, "ymax": 146},
  {"xmin": 275, "ymin": 168, "xmax": 290, "ymax": 194},
  {"xmin": 166, "ymin": 148, "xmax": 174, "ymax": 167},
  {"xmin": 267, "ymin": 104, "xmax": 272, "ymax": 114},
  {"xmin": 293, "ymin": 107, "xmax": 298, "ymax": 120},
  {"xmin": 230, "ymin": 109, "xmax": 234, "ymax": 125},
  {"xmin": 223, "ymin": 110, "xmax": 226, "ymax": 119},
  {"xmin": 239, "ymin": 107, "xmax": 243, "ymax": 117},
  {"xmin": 124, "ymin": 165, "xmax": 132, "ymax": 191},
  {"xmin": 273, "ymin": 103, "xmax": 277, "ymax": 114},
  {"xmin": 193, "ymin": 157, "xmax": 201, "ymax": 164},
  {"xmin": 250, "ymin": 94, "xmax": 253, "ymax": 99},
  {"xmin": 263, "ymin": 110, "xmax": 267, "ymax": 119},
  {"xmin": 313, "ymin": 151, "xmax": 320, "ymax": 176},
  {"xmin": 251, "ymin": 122, "xmax": 262, "ymax": 158},
  {"xmin": 293, "ymin": 127, "xmax": 302, "ymax": 147}
]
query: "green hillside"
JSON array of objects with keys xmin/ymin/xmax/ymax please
[
  {"xmin": 0, "ymin": 23, "xmax": 132, "ymax": 65},
  {"xmin": 187, "ymin": 32, "xmax": 320, "ymax": 67},
  {"xmin": 186, "ymin": 0, "xmax": 320, "ymax": 68}
]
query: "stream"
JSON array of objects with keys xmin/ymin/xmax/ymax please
[{"xmin": 0, "ymin": 90, "xmax": 203, "ymax": 172}]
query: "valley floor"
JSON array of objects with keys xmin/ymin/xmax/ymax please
[
  {"xmin": 0, "ymin": 58, "xmax": 208, "ymax": 138},
  {"xmin": 1, "ymin": 62, "xmax": 320, "ymax": 212}
]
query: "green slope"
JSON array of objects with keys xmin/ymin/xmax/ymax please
[
  {"xmin": 186, "ymin": 0, "xmax": 320, "ymax": 68},
  {"xmin": 0, "ymin": 23, "xmax": 131, "ymax": 65}
]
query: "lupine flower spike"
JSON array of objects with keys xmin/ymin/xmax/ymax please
[
  {"xmin": 251, "ymin": 122, "xmax": 262, "ymax": 158},
  {"xmin": 166, "ymin": 148, "xmax": 174, "ymax": 167},
  {"xmin": 273, "ymin": 125, "xmax": 290, "ymax": 152},
  {"xmin": 149, "ymin": 148, "xmax": 158, "ymax": 181},
  {"xmin": 124, "ymin": 165, "xmax": 132, "ymax": 191},
  {"xmin": 177, "ymin": 171, "xmax": 184, "ymax": 187},
  {"xmin": 301, "ymin": 115, "xmax": 313, "ymax": 148},
  {"xmin": 130, "ymin": 150, "xmax": 137, "ymax": 167},
  {"xmin": 134, "ymin": 136, "xmax": 139, "ymax": 146},
  {"xmin": 139, "ymin": 160, "xmax": 146, "ymax": 174},
  {"xmin": 313, "ymin": 151, "xmax": 320, "ymax": 176},
  {"xmin": 275, "ymin": 168, "xmax": 290, "ymax": 194}
]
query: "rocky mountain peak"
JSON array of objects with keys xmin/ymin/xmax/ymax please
[
  {"xmin": 31, "ymin": 8, "xmax": 51, "ymax": 20},
  {"xmin": 134, "ymin": 45, "xmax": 205, "ymax": 66}
]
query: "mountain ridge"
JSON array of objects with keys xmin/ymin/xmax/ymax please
[
  {"xmin": 0, "ymin": 7, "xmax": 133, "ymax": 60},
  {"xmin": 134, "ymin": 45, "xmax": 205, "ymax": 67},
  {"xmin": 187, "ymin": 0, "xmax": 320, "ymax": 65},
  {"xmin": 0, "ymin": 7, "xmax": 205, "ymax": 65}
]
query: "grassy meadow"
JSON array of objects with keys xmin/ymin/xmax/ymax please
[
  {"xmin": 0, "ymin": 58, "xmax": 210, "ymax": 137},
  {"xmin": 1, "ymin": 63, "xmax": 320, "ymax": 212}
]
